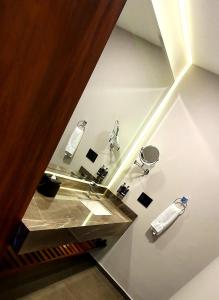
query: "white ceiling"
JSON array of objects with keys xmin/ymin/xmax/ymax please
[
  {"xmin": 117, "ymin": 0, "xmax": 162, "ymax": 47},
  {"xmin": 187, "ymin": 0, "xmax": 219, "ymax": 75}
]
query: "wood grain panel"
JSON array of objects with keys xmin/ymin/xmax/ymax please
[
  {"xmin": 0, "ymin": 240, "xmax": 99, "ymax": 276},
  {"xmin": 0, "ymin": 0, "xmax": 126, "ymax": 255}
]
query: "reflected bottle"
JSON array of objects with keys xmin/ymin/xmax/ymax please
[{"xmin": 96, "ymin": 165, "xmax": 108, "ymax": 184}]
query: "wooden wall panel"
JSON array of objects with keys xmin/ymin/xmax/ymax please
[{"xmin": 0, "ymin": 0, "xmax": 126, "ymax": 255}]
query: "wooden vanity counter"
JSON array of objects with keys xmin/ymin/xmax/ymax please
[{"xmin": 14, "ymin": 175, "xmax": 136, "ymax": 253}]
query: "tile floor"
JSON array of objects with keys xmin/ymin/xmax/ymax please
[{"xmin": 0, "ymin": 255, "xmax": 125, "ymax": 300}]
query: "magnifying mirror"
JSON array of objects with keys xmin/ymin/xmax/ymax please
[{"xmin": 134, "ymin": 145, "xmax": 159, "ymax": 175}]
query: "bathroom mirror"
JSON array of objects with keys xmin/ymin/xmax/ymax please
[{"xmin": 46, "ymin": 0, "xmax": 174, "ymax": 185}]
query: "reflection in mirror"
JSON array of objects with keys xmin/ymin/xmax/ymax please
[
  {"xmin": 134, "ymin": 146, "xmax": 160, "ymax": 175},
  {"xmin": 64, "ymin": 120, "xmax": 87, "ymax": 159},
  {"xmin": 47, "ymin": 0, "xmax": 173, "ymax": 185},
  {"xmin": 109, "ymin": 120, "xmax": 120, "ymax": 151}
]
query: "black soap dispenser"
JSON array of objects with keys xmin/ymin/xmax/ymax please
[{"xmin": 37, "ymin": 173, "xmax": 61, "ymax": 197}]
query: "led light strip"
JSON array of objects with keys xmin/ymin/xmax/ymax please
[
  {"xmin": 108, "ymin": 63, "xmax": 191, "ymax": 190},
  {"xmin": 178, "ymin": 0, "xmax": 192, "ymax": 64}
]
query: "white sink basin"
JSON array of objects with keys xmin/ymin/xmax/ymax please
[{"xmin": 80, "ymin": 200, "xmax": 111, "ymax": 216}]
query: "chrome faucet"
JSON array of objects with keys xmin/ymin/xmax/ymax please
[{"xmin": 88, "ymin": 181, "xmax": 100, "ymax": 199}]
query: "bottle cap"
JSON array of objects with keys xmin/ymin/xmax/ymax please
[{"xmin": 181, "ymin": 196, "xmax": 188, "ymax": 204}]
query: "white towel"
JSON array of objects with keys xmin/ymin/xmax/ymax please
[
  {"xmin": 65, "ymin": 126, "xmax": 84, "ymax": 158},
  {"xmin": 151, "ymin": 203, "xmax": 182, "ymax": 235}
]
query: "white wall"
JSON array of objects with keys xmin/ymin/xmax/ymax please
[
  {"xmin": 94, "ymin": 66, "xmax": 219, "ymax": 300},
  {"xmin": 152, "ymin": 0, "xmax": 190, "ymax": 78},
  {"xmin": 185, "ymin": 0, "xmax": 219, "ymax": 76},
  {"xmin": 117, "ymin": 0, "xmax": 162, "ymax": 46},
  {"xmin": 170, "ymin": 256, "xmax": 219, "ymax": 300},
  {"xmin": 50, "ymin": 27, "xmax": 172, "ymax": 183}
]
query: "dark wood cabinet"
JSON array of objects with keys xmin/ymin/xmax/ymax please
[{"xmin": 0, "ymin": 0, "xmax": 126, "ymax": 255}]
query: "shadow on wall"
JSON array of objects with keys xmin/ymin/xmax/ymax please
[
  {"xmin": 145, "ymin": 170, "xmax": 166, "ymax": 192},
  {"xmin": 93, "ymin": 130, "xmax": 110, "ymax": 152},
  {"xmin": 92, "ymin": 225, "xmax": 135, "ymax": 288},
  {"xmin": 125, "ymin": 164, "xmax": 166, "ymax": 194}
]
